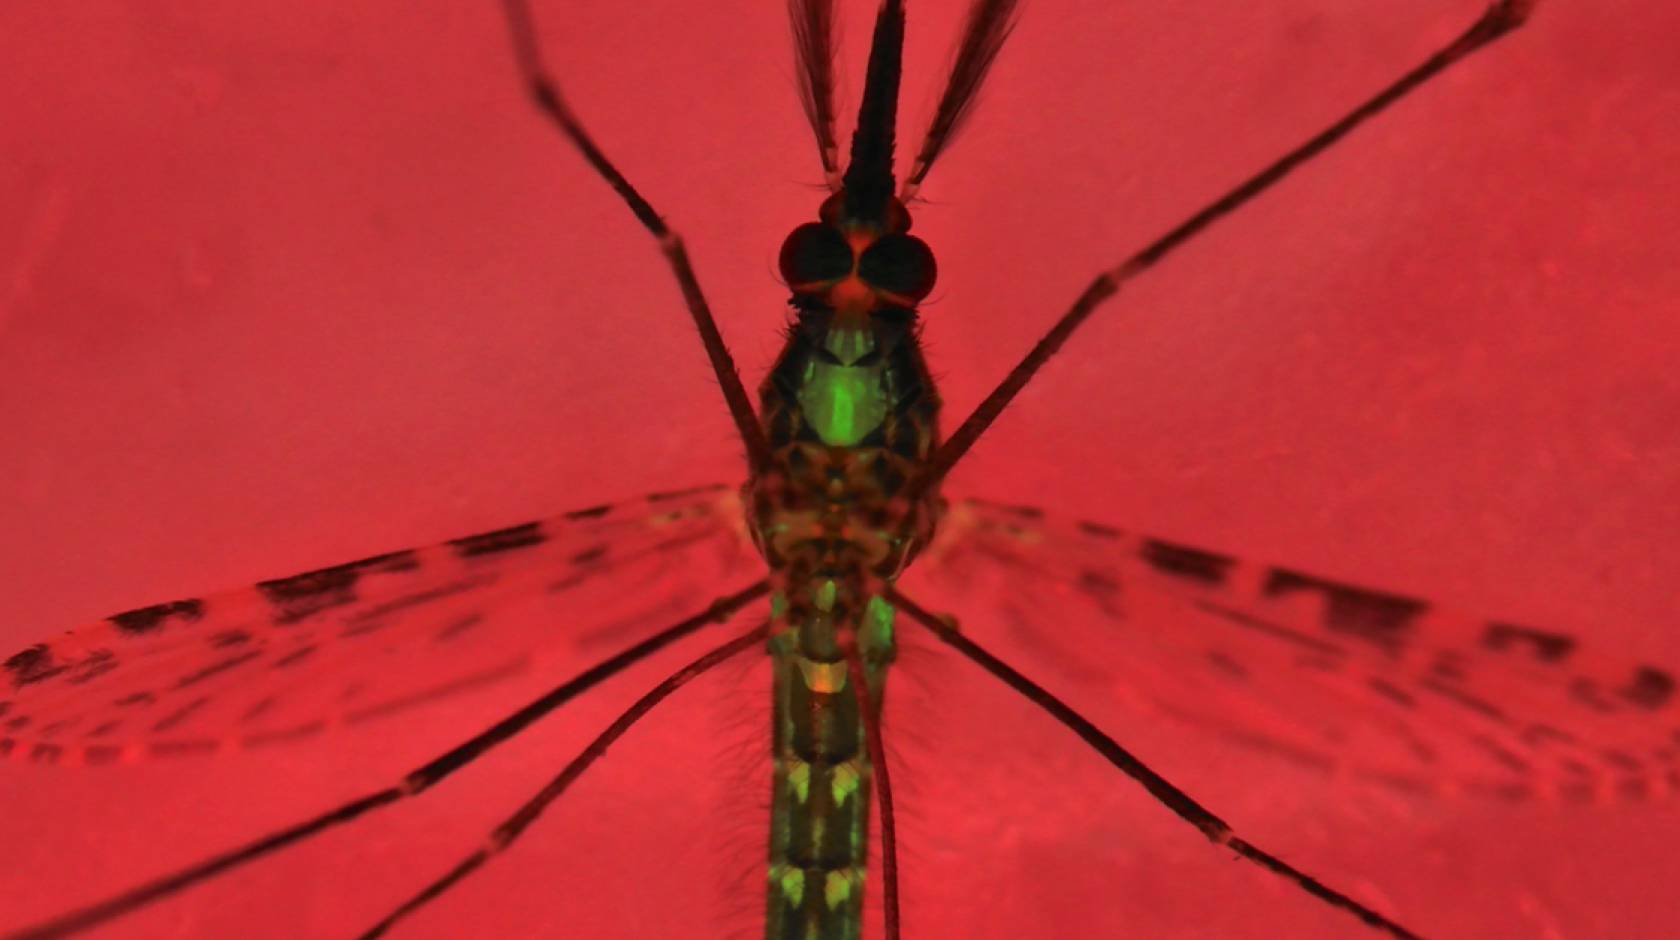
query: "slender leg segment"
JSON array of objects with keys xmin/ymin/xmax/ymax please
[
  {"xmin": 3, "ymin": 582, "xmax": 769, "ymax": 940},
  {"xmin": 842, "ymin": 635, "xmax": 900, "ymax": 940},
  {"xmin": 357, "ymin": 623, "xmax": 771, "ymax": 939},
  {"xmin": 917, "ymin": 0, "xmax": 1538, "ymax": 492},
  {"xmin": 885, "ymin": 587, "xmax": 1423, "ymax": 940},
  {"xmin": 498, "ymin": 0, "xmax": 773, "ymax": 471}
]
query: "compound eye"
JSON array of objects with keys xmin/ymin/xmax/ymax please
[
  {"xmin": 858, "ymin": 233, "xmax": 937, "ymax": 301},
  {"xmin": 778, "ymin": 222, "xmax": 852, "ymax": 288}
]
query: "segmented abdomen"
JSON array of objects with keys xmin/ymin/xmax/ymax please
[{"xmin": 765, "ymin": 577, "xmax": 895, "ymax": 940}]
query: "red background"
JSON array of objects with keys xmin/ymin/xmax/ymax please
[{"xmin": 2, "ymin": 1, "xmax": 1677, "ymax": 937}]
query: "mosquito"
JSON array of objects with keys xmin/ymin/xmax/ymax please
[{"xmin": 3, "ymin": 0, "xmax": 1674, "ymax": 938}]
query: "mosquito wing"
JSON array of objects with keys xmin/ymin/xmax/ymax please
[
  {"xmin": 907, "ymin": 497, "xmax": 1678, "ymax": 804},
  {"xmin": 0, "ymin": 485, "xmax": 756, "ymax": 767}
]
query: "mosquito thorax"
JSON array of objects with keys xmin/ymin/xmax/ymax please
[{"xmin": 746, "ymin": 187, "xmax": 944, "ymax": 593}]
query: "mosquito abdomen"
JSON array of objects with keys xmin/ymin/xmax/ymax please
[{"xmin": 765, "ymin": 583, "xmax": 895, "ymax": 940}]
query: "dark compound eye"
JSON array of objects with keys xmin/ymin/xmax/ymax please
[
  {"xmin": 778, "ymin": 222, "xmax": 852, "ymax": 288},
  {"xmin": 858, "ymin": 233, "xmax": 937, "ymax": 301}
]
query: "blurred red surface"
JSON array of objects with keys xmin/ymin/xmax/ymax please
[{"xmin": 1, "ymin": 1, "xmax": 1677, "ymax": 938}]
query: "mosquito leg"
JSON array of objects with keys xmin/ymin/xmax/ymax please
[
  {"xmin": 842, "ymin": 637, "xmax": 901, "ymax": 940},
  {"xmin": 884, "ymin": 586, "xmax": 1425, "ymax": 940},
  {"xmin": 920, "ymin": 0, "xmax": 1537, "ymax": 491},
  {"xmin": 4, "ymin": 581, "xmax": 769, "ymax": 940},
  {"xmin": 497, "ymin": 0, "xmax": 773, "ymax": 471},
  {"xmin": 356, "ymin": 622, "xmax": 771, "ymax": 939}
]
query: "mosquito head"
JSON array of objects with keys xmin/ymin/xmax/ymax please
[{"xmin": 778, "ymin": 192, "xmax": 938, "ymax": 317}]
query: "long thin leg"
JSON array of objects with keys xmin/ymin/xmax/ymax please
[
  {"xmin": 4, "ymin": 581, "xmax": 769, "ymax": 940},
  {"xmin": 842, "ymin": 639, "xmax": 900, "ymax": 940},
  {"xmin": 498, "ymin": 0, "xmax": 773, "ymax": 471},
  {"xmin": 357, "ymin": 622, "xmax": 771, "ymax": 939},
  {"xmin": 919, "ymin": 0, "xmax": 1536, "ymax": 492},
  {"xmin": 885, "ymin": 587, "xmax": 1424, "ymax": 940}
]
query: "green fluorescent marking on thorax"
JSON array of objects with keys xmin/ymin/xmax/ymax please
[{"xmin": 798, "ymin": 329, "xmax": 889, "ymax": 447}]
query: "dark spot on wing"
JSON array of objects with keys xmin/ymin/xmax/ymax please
[
  {"xmin": 1077, "ymin": 520, "xmax": 1123, "ymax": 539},
  {"xmin": 1570, "ymin": 678, "xmax": 1619, "ymax": 713},
  {"xmin": 1195, "ymin": 601, "xmax": 1347, "ymax": 658},
  {"xmin": 547, "ymin": 570, "xmax": 590, "ymax": 594},
  {"xmin": 5, "ymin": 645, "xmax": 65, "ymax": 687},
  {"xmin": 152, "ymin": 696, "xmax": 211, "ymax": 732},
  {"xmin": 563, "ymin": 503, "xmax": 612, "ymax": 520},
  {"xmin": 109, "ymin": 598, "xmax": 205, "ymax": 635},
  {"xmin": 1428, "ymin": 650, "xmax": 1470, "ymax": 683},
  {"xmin": 341, "ymin": 580, "xmax": 482, "ymax": 633},
  {"xmin": 1264, "ymin": 569, "xmax": 1425, "ymax": 656},
  {"xmin": 66, "ymin": 649, "xmax": 119, "ymax": 685},
  {"xmin": 1077, "ymin": 568, "xmax": 1120, "ymax": 596},
  {"xmin": 342, "ymin": 659, "xmax": 528, "ymax": 725},
  {"xmin": 1480, "ymin": 622, "xmax": 1576, "ymax": 662},
  {"xmin": 1420, "ymin": 678, "xmax": 1508, "ymax": 723},
  {"xmin": 1367, "ymin": 678, "xmax": 1417, "ymax": 709},
  {"xmin": 6, "ymin": 714, "xmax": 31, "ymax": 731},
  {"xmin": 39, "ymin": 717, "xmax": 77, "ymax": 736},
  {"xmin": 1467, "ymin": 734, "xmax": 1531, "ymax": 773},
  {"xmin": 1400, "ymin": 732, "xmax": 1438, "ymax": 766},
  {"xmin": 449, "ymin": 522, "xmax": 546, "ymax": 558},
  {"xmin": 88, "ymin": 719, "xmax": 123, "ymax": 737},
  {"xmin": 1140, "ymin": 539, "xmax": 1233, "ymax": 585},
  {"xmin": 571, "ymin": 544, "xmax": 609, "ymax": 566},
  {"xmin": 1622, "ymin": 667, "xmax": 1674, "ymax": 710},
  {"xmin": 1205, "ymin": 651, "xmax": 1248, "ymax": 680},
  {"xmin": 1601, "ymin": 749, "xmax": 1644, "ymax": 772},
  {"xmin": 1558, "ymin": 756, "xmax": 1595, "ymax": 778},
  {"xmin": 259, "ymin": 550, "xmax": 419, "ymax": 623},
  {"xmin": 209, "ymin": 630, "xmax": 253, "ymax": 649},
  {"xmin": 29, "ymin": 742, "xmax": 63, "ymax": 764},
  {"xmin": 175, "ymin": 650, "xmax": 262, "ymax": 688},
  {"xmin": 434, "ymin": 613, "xmax": 484, "ymax": 643},
  {"xmin": 272, "ymin": 645, "xmax": 317, "ymax": 669},
  {"xmin": 242, "ymin": 696, "xmax": 278, "ymax": 723},
  {"xmin": 114, "ymin": 691, "xmax": 157, "ymax": 708},
  {"xmin": 1521, "ymin": 723, "xmax": 1577, "ymax": 747}
]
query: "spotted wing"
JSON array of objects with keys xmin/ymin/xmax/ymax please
[
  {"xmin": 0, "ymin": 485, "xmax": 756, "ymax": 766},
  {"xmin": 906, "ymin": 497, "xmax": 1678, "ymax": 803}
]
